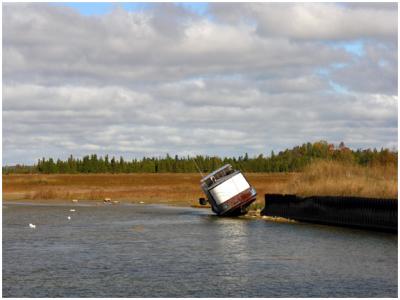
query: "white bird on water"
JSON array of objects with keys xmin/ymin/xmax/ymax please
[
  {"xmin": 29, "ymin": 223, "xmax": 36, "ymax": 229},
  {"xmin": 67, "ymin": 216, "xmax": 71, "ymax": 220},
  {"xmin": 69, "ymin": 209, "xmax": 76, "ymax": 212}
]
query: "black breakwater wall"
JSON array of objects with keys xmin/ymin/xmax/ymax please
[{"xmin": 262, "ymin": 194, "xmax": 397, "ymax": 232}]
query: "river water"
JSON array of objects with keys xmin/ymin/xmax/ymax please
[{"xmin": 3, "ymin": 203, "xmax": 397, "ymax": 297}]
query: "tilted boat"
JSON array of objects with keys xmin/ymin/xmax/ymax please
[{"xmin": 198, "ymin": 164, "xmax": 257, "ymax": 216}]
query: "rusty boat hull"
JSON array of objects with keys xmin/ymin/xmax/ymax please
[{"xmin": 211, "ymin": 187, "xmax": 257, "ymax": 216}]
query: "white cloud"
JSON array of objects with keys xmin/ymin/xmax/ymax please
[
  {"xmin": 2, "ymin": 3, "xmax": 398, "ymax": 164},
  {"xmin": 210, "ymin": 3, "xmax": 397, "ymax": 40}
]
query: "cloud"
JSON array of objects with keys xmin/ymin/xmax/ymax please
[
  {"xmin": 3, "ymin": 3, "xmax": 349, "ymax": 85},
  {"xmin": 2, "ymin": 3, "xmax": 398, "ymax": 164},
  {"xmin": 210, "ymin": 3, "xmax": 397, "ymax": 41},
  {"xmin": 330, "ymin": 42, "xmax": 398, "ymax": 94}
]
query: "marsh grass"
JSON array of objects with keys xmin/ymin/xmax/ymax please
[
  {"xmin": 31, "ymin": 188, "xmax": 57, "ymax": 200},
  {"xmin": 3, "ymin": 161, "xmax": 397, "ymax": 205},
  {"xmin": 289, "ymin": 160, "xmax": 397, "ymax": 199}
]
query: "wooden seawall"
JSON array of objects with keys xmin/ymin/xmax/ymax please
[{"xmin": 262, "ymin": 194, "xmax": 397, "ymax": 232}]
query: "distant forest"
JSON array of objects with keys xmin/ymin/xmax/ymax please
[{"xmin": 3, "ymin": 141, "xmax": 397, "ymax": 174}]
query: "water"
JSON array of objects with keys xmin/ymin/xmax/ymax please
[{"xmin": 3, "ymin": 203, "xmax": 397, "ymax": 297}]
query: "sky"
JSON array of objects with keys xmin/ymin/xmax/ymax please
[{"xmin": 3, "ymin": 2, "xmax": 398, "ymax": 165}]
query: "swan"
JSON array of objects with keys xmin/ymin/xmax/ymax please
[{"xmin": 29, "ymin": 223, "xmax": 36, "ymax": 229}]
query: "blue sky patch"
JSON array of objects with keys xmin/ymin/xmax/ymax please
[
  {"xmin": 59, "ymin": 3, "xmax": 114, "ymax": 15},
  {"xmin": 329, "ymin": 81, "xmax": 349, "ymax": 94},
  {"xmin": 342, "ymin": 40, "xmax": 364, "ymax": 56},
  {"xmin": 324, "ymin": 40, "xmax": 365, "ymax": 57},
  {"xmin": 121, "ymin": 3, "xmax": 150, "ymax": 12},
  {"xmin": 177, "ymin": 3, "xmax": 209, "ymax": 16},
  {"xmin": 58, "ymin": 2, "xmax": 208, "ymax": 16}
]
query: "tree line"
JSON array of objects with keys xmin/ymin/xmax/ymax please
[{"xmin": 3, "ymin": 141, "xmax": 397, "ymax": 174}]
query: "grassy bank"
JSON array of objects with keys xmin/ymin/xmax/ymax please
[
  {"xmin": 2, "ymin": 173, "xmax": 292, "ymax": 207},
  {"xmin": 289, "ymin": 160, "xmax": 397, "ymax": 199},
  {"xmin": 3, "ymin": 161, "xmax": 397, "ymax": 207}
]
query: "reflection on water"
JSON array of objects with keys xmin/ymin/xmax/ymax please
[{"xmin": 3, "ymin": 203, "xmax": 397, "ymax": 297}]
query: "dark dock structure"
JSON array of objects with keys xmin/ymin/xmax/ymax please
[{"xmin": 262, "ymin": 194, "xmax": 397, "ymax": 232}]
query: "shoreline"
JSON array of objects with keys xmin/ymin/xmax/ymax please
[
  {"xmin": 2, "ymin": 198, "xmax": 198, "ymax": 207},
  {"xmin": 4, "ymin": 171, "xmax": 397, "ymax": 216},
  {"xmin": 2, "ymin": 199, "xmax": 297, "ymax": 223},
  {"xmin": 3, "ymin": 173, "xmax": 291, "ymax": 209}
]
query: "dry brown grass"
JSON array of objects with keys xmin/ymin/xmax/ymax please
[
  {"xmin": 2, "ymin": 173, "xmax": 293, "ymax": 206},
  {"xmin": 289, "ymin": 160, "xmax": 398, "ymax": 199},
  {"xmin": 3, "ymin": 173, "xmax": 201, "ymax": 206},
  {"xmin": 3, "ymin": 162, "xmax": 397, "ymax": 207}
]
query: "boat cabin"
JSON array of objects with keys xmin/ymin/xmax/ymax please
[{"xmin": 199, "ymin": 164, "xmax": 257, "ymax": 216}]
